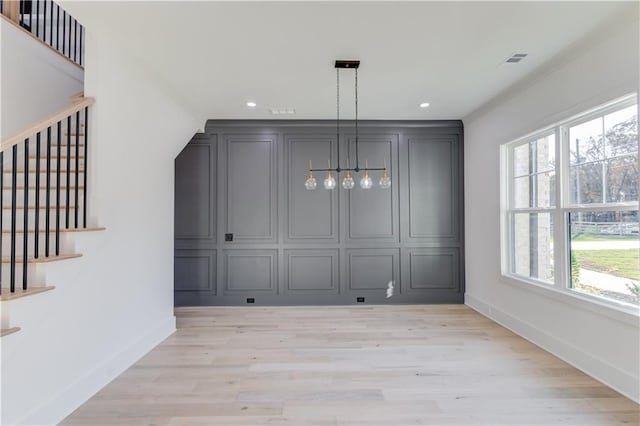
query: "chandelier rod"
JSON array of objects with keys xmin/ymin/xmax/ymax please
[
  {"xmin": 346, "ymin": 68, "xmax": 351, "ymax": 171},
  {"xmin": 336, "ymin": 68, "xmax": 341, "ymax": 172},
  {"xmin": 305, "ymin": 60, "xmax": 391, "ymax": 190},
  {"xmin": 310, "ymin": 59, "xmax": 384, "ymax": 172},
  {"xmin": 354, "ymin": 66, "xmax": 359, "ymax": 172},
  {"xmin": 312, "ymin": 62, "xmax": 365, "ymax": 172}
]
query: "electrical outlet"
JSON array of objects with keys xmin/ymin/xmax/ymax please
[
  {"xmin": 225, "ymin": 233, "xmax": 233, "ymax": 242},
  {"xmin": 246, "ymin": 298, "xmax": 255, "ymax": 304},
  {"xmin": 357, "ymin": 297, "xmax": 365, "ymax": 303}
]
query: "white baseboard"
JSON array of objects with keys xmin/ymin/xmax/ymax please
[
  {"xmin": 465, "ymin": 294, "xmax": 639, "ymax": 403},
  {"xmin": 18, "ymin": 316, "xmax": 176, "ymax": 426}
]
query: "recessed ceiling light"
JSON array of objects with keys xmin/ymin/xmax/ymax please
[
  {"xmin": 246, "ymin": 101, "xmax": 257, "ymax": 108},
  {"xmin": 420, "ymin": 102, "xmax": 430, "ymax": 108}
]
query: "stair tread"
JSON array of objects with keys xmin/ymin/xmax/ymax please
[
  {"xmin": 2, "ymin": 227, "xmax": 105, "ymax": 234},
  {"xmin": 0, "ymin": 327, "xmax": 20, "ymax": 337},
  {"xmin": 0, "ymin": 286, "xmax": 55, "ymax": 301},
  {"xmin": 1, "ymin": 253, "xmax": 82, "ymax": 263}
]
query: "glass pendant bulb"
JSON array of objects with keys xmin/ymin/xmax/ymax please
[
  {"xmin": 342, "ymin": 172, "xmax": 355, "ymax": 190},
  {"xmin": 323, "ymin": 159, "xmax": 336, "ymax": 190},
  {"xmin": 304, "ymin": 160, "xmax": 317, "ymax": 190},
  {"xmin": 379, "ymin": 158, "xmax": 391, "ymax": 189},
  {"xmin": 305, "ymin": 176, "xmax": 317, "ymax": 190},
  {"xmin": 360, "ymin": 173, "xmax": 373, "ymax": 189},
  {"xmin": 360, "ymin": 159, "xmax": 373, "ymax": 189},
  {"xmin": 324, "ymin": 174, "xmax": 336, "ymax": 190},
  {"xmin": 342, "ymin": 160, "xmax": 355, "ymax": 189}
]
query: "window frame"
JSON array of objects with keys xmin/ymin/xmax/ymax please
[
  {"xmin": 501, "ymin": 93, "xmax": 639, "ymax": 316},
  {"xmin": 503, "ymin": 128, "xmax": 560, "ymax": 287}
]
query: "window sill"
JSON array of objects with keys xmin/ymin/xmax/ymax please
[{"xmin": 501, "ymin": 273, "xmax": 640, "ymax": 326}]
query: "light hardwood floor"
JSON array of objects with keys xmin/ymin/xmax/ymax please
[{"xmin": 62, "ymin": 305, "xmax": 639, "ymax": 425}]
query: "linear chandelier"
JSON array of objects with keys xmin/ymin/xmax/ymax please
[{"xmin": 305, "ymin": 60, "xmax": 391, "ymax": 190}]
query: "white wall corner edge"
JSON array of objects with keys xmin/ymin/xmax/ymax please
[
  {"xmin": 17, "ymin": 316, "xmax": 176, "ymax": 426},
  {"xmin": 464, "ymin": 293, "xmax": 640, "ymax": 404}
]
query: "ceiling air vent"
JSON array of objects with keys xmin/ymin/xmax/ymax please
[
  {"xmin": 270, "ymin": 108, "xmax": 296, "ymax": 115},
  {"xmin": 504, "ymin": 53, "xmax": 528, "ymax": 64}
]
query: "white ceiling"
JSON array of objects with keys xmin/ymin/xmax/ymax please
[{"xmin": 64, "ymin": 1, "xmax": 637, "ymax": 120}]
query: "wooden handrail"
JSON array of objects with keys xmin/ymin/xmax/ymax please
[
  {"xmin": 70, "ymin": 92, "xmax": 85, "ymax": 103},
  {"xmin": 1, "ymin": 97, "xmax": 95, "ymax": 152},
  {"xmin": 3, "ymin": 1, "xmax": 20, "ymax": 23}
]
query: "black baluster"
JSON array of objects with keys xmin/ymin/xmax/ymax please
[
  {"xmin": 74, "ymin": 111, "xmax": 79, "ymax": 227},
  {"xmin": 10, "ymin": 146, "xmax": 18, "ymax": 293},
  {"xmin": 29, "ymin": 0, "xmax": 32, "ymax": 32},
  {"xmin": 83, "ymin": 106, "xmax": 88, "ymax": 228},
  {"xmin": 66, "ymin": 116, "xmax": 70, "ymax": 228},
  {"xmin": 23, "ymin": 138, "xmax": 29, "ymax": 290},
  {"xmin": 48, "ymin": 0, "xmax": 52, "ymax": 46},
  {"xmin": 36, "ymin": 0, "xmax": 40, "ymax": 37},
  {"xmin": 68, "ymin": 13, "xmax": 72, "ymax": 60},
  {"xmin": 56, "ymin": 3, "xmax": 59, "ymax": 50},
  {"xmin": 43, "ymin": 0, "xmax": 47, "ymax": 43},
  {"xmin": 46, "ymin": 126, "xmax": 51, "ymax": 257},
  {"xmin": 34, "ymin": 132, "xmax": 40, "ymax": 258},
  {"xmin": 73, "ymin": 19, "xmax": 77, "ymax": 63},
  {"xmin": 62, "ymin": 10, "xmax": 66, "ymax": 56},
  {"xmin": 56, "ymin": 121, "xmax": 61, "ymax": 255},
  {"xmin": 79, "ymin": 25, "xmax": 83, "ymax": 66}
]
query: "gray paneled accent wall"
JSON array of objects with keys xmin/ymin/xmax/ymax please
[{"xmin": 175, "ymin": 120, "xmax": 464, "ymax": 306}]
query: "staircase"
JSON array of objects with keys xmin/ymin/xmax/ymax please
[
  {"xmin": 0, "ymin": 0, "xmax": 98, "ymax": 338},
  {"xmin": 0, "ymin": 95, "xmax": 103, "ymax": 337}
]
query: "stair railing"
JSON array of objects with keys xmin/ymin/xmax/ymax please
[
  {"xmin": 0, "ymin": 97, "xmax": 94, "ymax": 294},
  {"xmin": 0, "ymin": 0, "xmax": 85, "ymax": 67}
]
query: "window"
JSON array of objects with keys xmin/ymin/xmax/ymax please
[
  {"xmin": 509, "ymin": 134, "xmax": 556, "ymax": 284},
  {"xmin": 503, "ymin": 95, "xmax": 639, "ymax": 309}
]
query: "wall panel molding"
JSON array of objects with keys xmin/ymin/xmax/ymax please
[
  {"xmin": 175, "ymin": 134, "xmax": 217, "ymax": 247},
  {"xmin": 346, "ymin": 248, "xmax": 399, "ymax": 292},
  {"xmin": 224, "ymin": 133, "xmax": 278, "ymax": 243},
  {"xmin": 285, "ymin": 135, "xmax": 339, "ymax": 243},
  {"xmin": 345, "ymin": 135, "xmax": 400, "ymax": 243},
  {"xmin": 403, "ymin": 247, "xmax": 459, "ymax": 293},
  {"xmin": 174, "ymin": 249, "xmax": 216, "ymax": 294},
  {"xmin": 405, "ymin": 135, "xmax": 461, "ymax": 243},
  {"xmin": 284, "ymin": 249, "xmax": 339, "ymax": 293},
  {"xmin": 176, "ymin": 121, "xmax": 464, "ymax": 306},
  {"xmin": 224, "ymin": 250, "xmax": 278, "ymax": 293}
]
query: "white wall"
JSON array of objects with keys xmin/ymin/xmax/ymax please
[
  {"xmin": 0, "ymin": 32, "xmax": 201, "ymax": 424},
  {"xmin": 464, "ymin": 16, "xmax": 640, "ymax": 402},
  {"xmin": 0, "ymin": 18, "xmax": 84, "ymax": 139}
]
